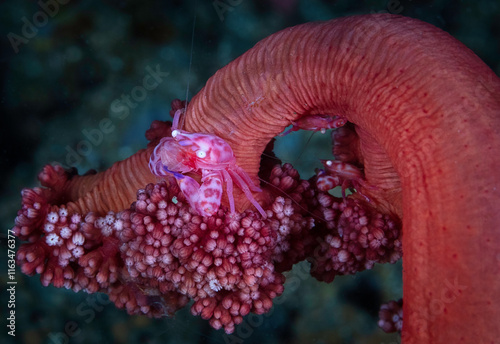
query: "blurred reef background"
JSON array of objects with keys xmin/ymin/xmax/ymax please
[{"xmin": 0, "ymin": 0, "xmax": 498, "ymax": 343}]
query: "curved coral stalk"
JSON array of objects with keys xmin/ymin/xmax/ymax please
[
  {"xmin": 181, "ymin": 14, "xmax": 500, "ymax": 343},
  {"xmin": 37, "ymin": 148, "xmax": 157, "ymax": 214}
]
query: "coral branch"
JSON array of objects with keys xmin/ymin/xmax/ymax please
[{"xmin": 13, "ymin": 156, "xmax": 401, "ymax": 333}]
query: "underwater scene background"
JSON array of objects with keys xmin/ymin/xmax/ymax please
[{"xmin": 1, "ymin": 1, "xmax": 498, "ymax": 343}]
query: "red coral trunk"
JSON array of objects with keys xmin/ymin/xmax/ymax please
[{"xmin": 182, "ymin": 14, "xmax": 500, "ymax": 343}]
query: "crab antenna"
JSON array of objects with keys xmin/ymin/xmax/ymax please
[{"xmin": 180, "ymin": 14, "xmax": 196, "ymax": 131}]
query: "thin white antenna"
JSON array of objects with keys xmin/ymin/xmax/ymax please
[
  {"xmin": 295, "ymin": 131, "xmax": 316, "ymax": 163},
  {"xmin": 180, "ymin": 14, "xmax": 196, "ymax": 130}
]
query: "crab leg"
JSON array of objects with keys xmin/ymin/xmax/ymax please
[
  {"xmin": 221, "ymin": 169, "xmax": 235, "ymax": 215},
  {"xmin": 228, "ymin": 168, "xmax": 267, "ymax": 218},
  {"xmin": 167, "ymin": 169, "xmax": 223, "ymax": 217}
]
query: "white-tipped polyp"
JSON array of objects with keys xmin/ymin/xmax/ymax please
[{"xmin": 172, "ymin": 129, "xmax": 179, "ymax": 138}]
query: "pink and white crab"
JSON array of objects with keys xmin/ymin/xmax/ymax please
[
  {"xmin": 316, "ymin": 159, "xmax": 373, "ymax": 202},
  {"xmin": 279, "ymin": 114, "xmax": 346, "ymax": 136},
  {"xmin": 149, "ymin": 109, "xmax": 267, "ymax": 218}
]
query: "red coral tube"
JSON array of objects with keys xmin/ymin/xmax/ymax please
[{"xmin": 181, "ymin": 14, "xmax": 500, "ymax": 343}]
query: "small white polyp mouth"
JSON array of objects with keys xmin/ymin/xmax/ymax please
[{"xmin": 172, "ymin": 130, "xmax": 179, "ymax": 138}]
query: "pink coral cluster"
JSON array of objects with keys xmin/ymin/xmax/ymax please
[
  {"xmin": 263, "ymin": 163, "xmax": 402, "ymax": 281},
  {"xmin": 378, "ymin": 299, "xmax": 403, "ymax": 333},
  {"xmin": 14, "ymin": 166, "xmax": 121, "ymax": 293},
  {"xmin": 13, "ymin": 117, "xmax": 402, "ymax": 333},
  {"xmin": 116, "ymin": 181, "xmax": 285, "ymax": 333},
  {"xmin": 14, "ymin": 165, "xmax": 188, "ymax": 318},
  {"xmin": 308, "ymin": 196, "xmax": 401, "ymax": 282}
]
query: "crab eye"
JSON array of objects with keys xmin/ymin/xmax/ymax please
[{"xmin": 196, "ymin": 150, "xmax": 207, "ymax": 159}]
